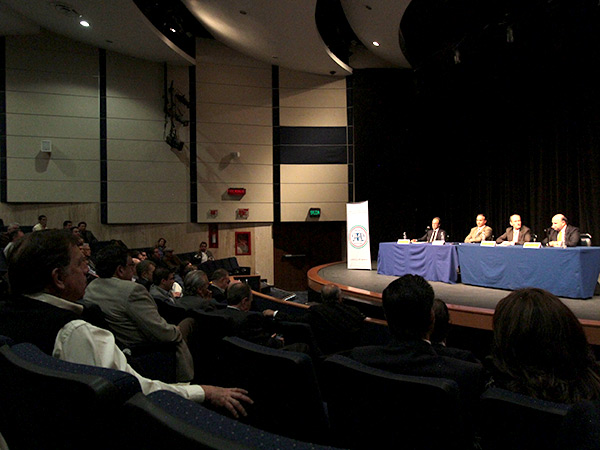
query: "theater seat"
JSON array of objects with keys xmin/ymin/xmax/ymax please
[
  {"xmin": 478, "ymin": 387, "xmax": 571, "ymax": 450},
  {"xmin": 122, "ymin": 390, "xmax": 338, "ymax": 450},
  {"xmin": 0, "ymin": 342, "xmax": 140, "ymax": 450},
  {"xmin": 321, "ymin": 354, "xmax": 467, "ymax": 450},
  {"xmin": 218, "ymin": 336, "xmax": 329, "ymax": 443}
]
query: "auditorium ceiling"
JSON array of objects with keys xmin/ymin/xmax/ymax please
[{"xmin": 0, "ymin": 0, "xmax": 596, "ymax": 75}]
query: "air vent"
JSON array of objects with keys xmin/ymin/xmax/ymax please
[{"xmin": 48, "ymin": 1, "xmax": 80, "ymax": 18}]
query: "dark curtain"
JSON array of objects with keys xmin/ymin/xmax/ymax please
[{"xmin": 353, "ymin": 10, "xmax": 600, "ymax": 254}]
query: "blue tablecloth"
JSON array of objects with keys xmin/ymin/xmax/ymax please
[
  {"xmin": 457, "ymin": 244, "xmax": 600, "ymax": 299},
  {"xmin": 377, "ymin": 242, "xmax": 459, "ymax": 283}
]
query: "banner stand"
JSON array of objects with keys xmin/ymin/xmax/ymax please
[{"xmin": 347, "ymin": 201, "xmax": 372, "ymax": 270}]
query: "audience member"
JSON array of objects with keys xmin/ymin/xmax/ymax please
[
  {"xmin": 192, "ymin": 241, "xmax": 214, "ymax": 265},
  {"xmin": 0, "ymin": 230, "xmax": 252, "ymax": 417},
  {"xmin": 135, "ymin": 260, "xmax": 155, "ymax": 291},
  {"xmin": 490, "ymin": 288, "xmax": 600, "ymax": 403},
  {"xmin": 82, "ymin": 245, "xmax": 195, "ymax": 382},
  {"xmin": 163, "ymin": 248, "xmax": 182, "ymax": 272},
  {"xmin": 80, "ymin": 242, "xmax": 97, "ymax": 280},
  {"xmin": 209, "ymin": 268, "xmax": 230, "ymax": 303},
  {"xmin": 3, "ymin": 228, "xmax": 24, "ymax": 259},
  {"xmin": 344, "ymin": 275, "xmax": 484, "ymax": 402},
  {"xmin": 430, "ymin": 299, "xmax": 479, "ymax": 363},
  {"xmin": 155, "ymin": 238, "xmax": 167, "ymax": 257},
  {"xmin": 464, "ymin": 214, "xmax": 493, "ymax": 243},
  {"xmin": 178, "ymin": 270, "xmax": 219, "ymax": 311},
  {"xmin": 265, "ymin": 284, "xmax": 365, "ymax": 355},
  {"xmin": 62, "ymin": 220, "xmax": 72, "ymax": 229},
  {"xmin": 542, "ymin": 213, "xmax": 581, "ymax": 247},
  {"xmin": 214, "ymin": 282, "xmax": 283, "ymax": 349},
  {"xmin": 77, "ymin": 221, "xmax": 98, "ymax": 244},
  {"xmin": 150, "ymin": 246, "xmax": 167, "ymax": 268},
  {"xmin": 149, "ymin": 267, "xmax": 176, "ymax": 305},
  {"xmin": 32, "ymin": 214, "xmax": 47, "ymax": 232}
]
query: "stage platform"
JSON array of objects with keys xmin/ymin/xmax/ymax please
[{"xmin": 307, "ymin": 261, "xmax": 600, "ymax": 345}]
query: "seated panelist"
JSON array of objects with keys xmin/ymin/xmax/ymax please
[
  {"xmin": 464, "ymin": 214, "xmax": 493, "ymax": 243},
  {"xmin": 496, "ymin": 214, "xmax": 532, "ymax": 245},
  {"xmin": 542, "ymin": 214, "xmax": 580, "ymax": 247},
  {"xmin": 412, "ymin": 217, "xmax": 446, "ymax": 243}
]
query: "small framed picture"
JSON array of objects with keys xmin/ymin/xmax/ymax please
[{"xmin": 235, "ymin": 231, "xmax": 251, "ymax": 255}]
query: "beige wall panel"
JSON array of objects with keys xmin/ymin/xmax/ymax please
[
  {"xmin": 7, "ymin": 114, "xmax": 97, "ymax": 139},
  {"xmin": 196, "ymin": 64, "xmax": 271, "ymax": 88},
  {"xmin": 281, "ymin": 202, "xmax": 347, "ymax": 222},
  {"xmin": 106, "ymin": 53, "xmax": 162, "ymax": 84},
  {"xmin": 6, "ymin": 91, "xmax": 98, "ymax": 118},
  {"xmin": 7, "ymin": 180, "xmax": 99, "ymax": 202},
  {"xmin": 108, "ymin": 181, "xmax": 189, "ymax": 203},
  {"xmin": 198, "ymin": 161, "xmax": 272, "ymax": 184},
  {"xmin": 106, "ymin": 77, "xmax": 162, "ymax": 100},
  {"xmin": 198, "ymin": 183, "xmax": 273, "ymax": 204},
  {"xmin": 196, "ymin": 38, "xmax": 268, "ymax": 69},
  {"xmin": 197, "ymin": 143, "xmax": 272, "ymax": 165},
  {"xmin": 196, "ymin": 203, "xmax": 274, "ymax": 223},
  {"xmin": 197, "ymin": 84, "xmax": 271, "ymax": 107},
  {"xmin": 106, "ymin": 118, "xmax": 164, "ymax": 141},
  {"xmin": 6, "ymin": 48, "xmax": 97, "ymax": 77},
  {"xmin": 107, "ymin": 140, "xmax": 187, "ymax": 162},
  {"xmin": 196, "ymin": 103, "xmax": 271, "ymax": 126},
  {"xmin": 107, "ymin": 97, "xmax": 164, "ymax": 121},
  {"xmin": 107, "ymin": 203, "xmax": 188, "ymax": 224},
  {"xmin": 281, "ymin": 183, "xmax": 348, "ymax": 203},
  {"xmin": 280, "ymin": 88, "xmax": 346, "ymax": 108},
  {"xmin": 279, "ymin": 69, "xmax": 347, "ymax": 90},
  {"xmin": 168, "ymin": 65, "xmax": 191, "ymax": 88},
  {"xmin": 107, "ymin": 161, "xmax": 187, "ymax": 182},
  {"xmin": 7, "ymin": 136, "xmax": 98, "ymax": 160},
  {"xmin": 7, "ymin": 157, "xmax": 99, "ymax": 181},
  {"xmin": 197, "ymin": 123, "xmax": 271, "ymax": 145},
  {"xmin": 280, "ymin": 107, "xmax": 347, "ymax": 127},
  {"xmin": 281, "ymin": 164, "xmax": 348, "ymax": 184},
  {"xmin": 5, "ymin": 69, "xmax": 98, "ymax": 97}
]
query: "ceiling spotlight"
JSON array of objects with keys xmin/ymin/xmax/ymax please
[
  {"xmin": 372, "ymin": 41, "xmax": 380, "ymax": 47},
  {"xmin": 169, "ymin": 27, "xmax": 176, "ymax": 33},
  {"xmin": 79, "ymin": 19, "xmax": 90, "ymax": 27}
]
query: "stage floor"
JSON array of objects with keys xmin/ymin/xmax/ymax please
[{"xmin": 308, "ymin": 261, "xmax": 600, "ymax": 344}]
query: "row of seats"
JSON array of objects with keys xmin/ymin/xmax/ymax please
[
  {"xmin": 0, "ymin": 331, "xmax": 589, "ymax": 449},
  {"xmin": 0, "ymin": 335, "xmax": 335, "ymax": 450}
]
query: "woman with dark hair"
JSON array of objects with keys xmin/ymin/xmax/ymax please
[
  {"xmin": 155, "ymin": 237, "xmax": 167, "ymax": 257},
  {"xmin": 491, "ymin": 288, "xmax": 600, "ymax": 403}
]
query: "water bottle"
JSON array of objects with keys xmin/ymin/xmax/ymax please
[{"xmin": 403, "ymin": 232, "xmax": 407, "ymax": 239}]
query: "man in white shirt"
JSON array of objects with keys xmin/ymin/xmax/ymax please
[
  {"xmin": 32, "ymin": 214, "xmax": 47, "ymax": 231},
  {"xmin": 0, "ymin": 230, "xmax": 251, "ymax": 418}
]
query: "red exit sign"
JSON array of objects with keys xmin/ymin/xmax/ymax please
[{"xmin": 227, "ymin": 187, "xmax": 246, "ymax": 196}]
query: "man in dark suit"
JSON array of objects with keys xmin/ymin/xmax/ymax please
[
  {"xmin": 412, "ymin": 217, "xmax": 447, "ymax": 243},
  {"xmin": 344, "ymin": 275, "xmax": 485, "ymax": 403},
  {"xmin": 496, "ymin": 214, "xmax": 532, "ymax": 245},
  {"xmin": 265, "ymin": 284, "xmax": 365, "ymax": 355},
  {"xmin": 208, "ymin": 268, "xmax": 230, "ymax": 303},
  {"xmin": 543, "ymin": 213, "xmax": 581, "ymax": 247},
  {"xmin": 214, "ymin": 282, "xmax": 282, "ymax": 348}
]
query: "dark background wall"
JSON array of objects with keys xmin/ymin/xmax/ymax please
[{"xmin": 353, "ymin": 3, "xmax": 600, "ymax": 256}]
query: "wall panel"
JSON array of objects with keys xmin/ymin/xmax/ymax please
[{"xmin": 4, "ymin": 31, "xmax": 99, "ymax": 203}]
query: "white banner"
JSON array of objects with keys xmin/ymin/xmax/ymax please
[{"xmin": 347, "ymin": 201, "xmax": 372, "ymax": 270}]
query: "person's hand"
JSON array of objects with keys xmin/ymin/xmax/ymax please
[
  {"xmin": 411, "ymin": 239, "xmax": 417, "ymax": 243},
  {"xmin": 202, "ymin": 386, "xmax": 253, "ymax": 418},
  {"xmin": 262, "ymin": 309, "xmax": 275, "ymax": 317}
]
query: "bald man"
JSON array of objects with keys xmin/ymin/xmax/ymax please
[
  {"xmin": 464, "ymin": 214, "xmax": 493, "ymax": 243},
  {"xmin": 542, "ymin": 214, "xmax": 580, "ymax": 247},
  {"xmin": 496, "ymin": 214, "xmax": 532, "ymax": 245}
]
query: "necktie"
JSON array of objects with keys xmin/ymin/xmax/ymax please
[
  {"xmin": 430, "ymin": 230, "xmax": 437, "ymax": 243},
  {"xmin": 558, "ymin": 229, "xmax": 564, "ymax": 244}
]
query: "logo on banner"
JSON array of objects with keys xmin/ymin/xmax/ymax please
[{"xmin": 349, "ymin": 225, "xmax": 369, "ymax": 249}]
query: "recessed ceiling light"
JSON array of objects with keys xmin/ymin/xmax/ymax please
[
  {"xmin": 79, "ymin": 19, "xmax": 90, "ymax": 27},
  {"xmin": 169, "ymin": 27, "xmax": 176, "ymax": 33},
  {"xmin": 372, "ymin": 41, "xmax": 380, "ymax": 47}
]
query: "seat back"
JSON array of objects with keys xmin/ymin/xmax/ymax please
[
  {"xmin": 478, "ymin": 387, "xmax": 571, "ymax": 450},
  {"xmin": 219, "ymin": 336, "xmax": 329, "ymax": 443},
  {"xmin": 122, "ymin": 390, "xmax": 338, "ymax": 450},
  {"xmin": 580, "ymin": 233, "xmax": 592, "ymax": 247},
  {"xmin": 557, "ymin": 399, "xmax": 600, "ymax": 450},
  {"xmin": 321, "ymin": 354, "xmax": 465, "ymax": 450},
  {"xmin": 0, "ymin": 342, "xmax": 140, "ymax": 450}
]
